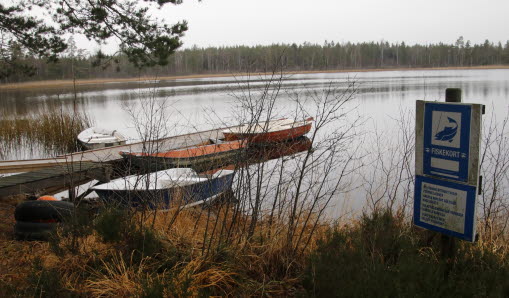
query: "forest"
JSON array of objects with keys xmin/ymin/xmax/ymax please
[{"xmin": 3, "ymin": 37, "xmax": 509, "ymax": 83}]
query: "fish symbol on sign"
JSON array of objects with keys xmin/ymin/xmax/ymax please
[{"xmin": 435, "ymin": 117, "xmax": 458, "ymax": 142}]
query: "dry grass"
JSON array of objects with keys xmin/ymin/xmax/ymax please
[
  {"xmin": 0, "ymin": 241, "xmax": 48, "ymax": 286},
  {"xmin": 2, "ymin": 203, "xmax": 509, "ymax": 297},
  {"xmin": 172, "ymin": 258, "xmax": 237, "ymax": 296},
  {"xmin": 0, "ymin": 203, "xmax": 56, "ymax": 294},
  {"xmin": 85, "ymin": 253, "xmax": 146, "ymax": 297},
  {"xmin": 0, "ymin": 202, "xmax": 326, "ymax": 296}
]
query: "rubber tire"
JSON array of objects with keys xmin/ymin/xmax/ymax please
[
  {"xmin": 14, "ymin": 201, "xmax": 74, "ymax": 222},
  {"xmin": 14, "ymin": 221, "xmax": 58, "ymax": 241}
]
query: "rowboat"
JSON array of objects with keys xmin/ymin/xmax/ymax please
[
  {"xmin": 222, "ymin": 117, "xmax": 313, "ymax": 143},
  {"xmin": 77, "ymin": 127, "xmax": 127, "ymax": 150},
  {"xmin": 120, "ymin": 140, "xmax": 246, "ymax": 172},
  {"xmin": 91, "ymin": 168, "xmax": 235, "ymax": 209}
]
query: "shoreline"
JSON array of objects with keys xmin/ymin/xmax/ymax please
[{"xmin": 1, "ymin": 65, "xmax": 508, "ymax": 91}]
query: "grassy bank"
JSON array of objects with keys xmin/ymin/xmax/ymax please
[
  {"xmin": 1, "ymin": 65, "xmax": 508, "ymax": 91},
  {"xmin": 1, "ymin": 204, "xmax": 508, "ymax": 297}
]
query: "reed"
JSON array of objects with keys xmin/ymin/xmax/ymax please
[{"xmin": 0, "ymin": 109, "xmax": 93, "ymax": 159}]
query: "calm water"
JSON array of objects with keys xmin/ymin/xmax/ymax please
[{"xmin": 2, "ymin": 69, "xmax": 508, "ymax": 144}]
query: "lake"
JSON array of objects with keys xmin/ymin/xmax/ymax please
[
  {"xmin": 2, "ymin": 69, "xmax": 508, "ymax": 147},
  {"xmin": 1, "ymin": 69, "xmax": 508, "ymax": 216}
]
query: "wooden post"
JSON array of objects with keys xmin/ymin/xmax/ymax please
[
  {"xmin": 445, "ymin": 88, "xmax": 461, "ymax": 103},
  {"xmin": 441, "ymin": 88, "xmax": 460, "ymax": 262}
]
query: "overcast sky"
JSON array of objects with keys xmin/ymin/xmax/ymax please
[{"xmin": 80, "ymin": 0, "xmax": 509, "ymax": 52}]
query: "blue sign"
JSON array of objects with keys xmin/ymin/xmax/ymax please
[
  {"xmin": 414, "ymin": 175, "xmax": 477, "ymax": 242},
  {"xmin": 423, "ymin": 103, "xmax": 472, "ymax": 182}
]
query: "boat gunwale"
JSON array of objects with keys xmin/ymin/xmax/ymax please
[
  {"xmin": 222, "ymin": 117, "xmax": 314, "ymax": 136},
  {"xmin": 120, "ymin": 140, "xmax": 246, "ymax": 159},
  {"xmin": 91, "ymin": 168, "xmax": 235, "ymax": 191}
]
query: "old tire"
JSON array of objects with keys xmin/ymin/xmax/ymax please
[
  {"xmin": 14, "ymin": 221, "xmax": 58, "ymax": 241},
  {"xmin": 14, "ymin": 201, "xmax": 74, "ymax": 222}
]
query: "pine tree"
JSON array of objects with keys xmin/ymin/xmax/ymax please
[{"xmin": 0, "ymin": 0, "xmax": 188, "ymax": 79}]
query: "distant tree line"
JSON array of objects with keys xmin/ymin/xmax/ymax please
[{"xmin": 3, "ymin": 37, "xmax": 509, "ymax": 83}]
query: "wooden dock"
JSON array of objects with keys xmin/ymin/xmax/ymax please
[
  {"xmin": 0, "ymin": 157, "xmax": 68, "ymax": 174},
  {"xmin": 0, "ymin": 126, "xmax": 227, "ymax": 173},
  {"xmin": 0, "ymin": 126, "xmax": 230, "ymax": 199},
  {"xmin": 0, "ymin": 161, "xmax": 112, "ymax": 199}
]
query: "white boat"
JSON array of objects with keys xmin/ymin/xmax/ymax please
[
  {"xmin": 91, "ymin": 168, "xmax": 235, "ymax": 209},
  {"xmin": 77, "ymin": 127, "xmax": 127, "ymax": 150}
]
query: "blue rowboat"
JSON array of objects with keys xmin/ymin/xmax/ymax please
[{"xmin": 91, "ymin": 168, "xmax": 234, "ymax": 209}]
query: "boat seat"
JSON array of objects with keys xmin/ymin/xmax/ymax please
[{"xmin": 88, "ymin": 137, "xmax": 118, "ymax": 143}]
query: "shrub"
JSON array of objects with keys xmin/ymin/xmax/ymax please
[
  {"xmin": 303, "ymin": 210, "xmax": 509, "ymax": 297},
  {"xmin": 94, "ymin": 208, "xmax": 131, "ymax": 243},
  {"xmin": 127, "ymin": 226, "xmax": 163, "ymax": 262},
  {"xmin": 93, "ymin": 207, "xmax": 163, "ymax": 263},
  {"xmin": 140, "ymin": 276, "xmax": 166, "ymax": 298},
  {"xmin": 26, "ymin": 257, "xmax": 73, "ymax": 297},
  {"xmin": 48, "ymin": 206, "xmax": 95, "ymax": 255}
]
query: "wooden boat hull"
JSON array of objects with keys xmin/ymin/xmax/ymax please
[
  {"xmin": 123, "ymin": 150, "xmax": 244, "ymax": 172},
  {"xmin": 223, "ymin": 118, "xmax": 313, "ymax": 143},
  {"xmin": 94, "ymin": 171, "xmax": 234, "ymax": 209},
  {"xmin": 121, "ymin": 141, "xmax": 246, "ymax": 173}
]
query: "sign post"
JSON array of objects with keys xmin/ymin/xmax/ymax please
[{"xmin": 414, "ymin": 89, "xmax": 483, "ymax": 243}]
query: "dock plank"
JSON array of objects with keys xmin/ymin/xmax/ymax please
[{"xmin": 0, "ymin": 161, "xmax": 112, "ymax": 199}]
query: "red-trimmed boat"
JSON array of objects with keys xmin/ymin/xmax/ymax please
[
  {"xmin": 120, "ymin": 140, "xmax": 246, "ymax": 172},
  {"xmin": 222, "ymin": 117, "xmax": 313, "ymax": 143}
]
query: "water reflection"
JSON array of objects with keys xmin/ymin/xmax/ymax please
[{"xmin": 200, "ymin": 137, "xmax": 312, "ymax": 175}]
